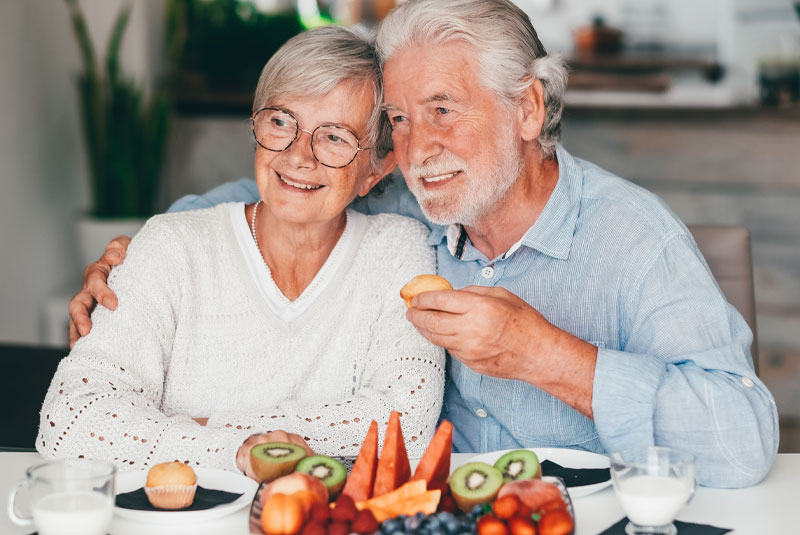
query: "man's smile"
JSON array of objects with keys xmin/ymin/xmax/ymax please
[{"xmin": 421, "ymin": 170, "xmax": 462, "ymax": 184}]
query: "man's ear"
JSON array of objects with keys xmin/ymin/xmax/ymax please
[
  {"xmin": 358, "ymin": 151, "xmax": 397, "ymax": 197},
  {"xmin": 518, "ymin": 77, "xmax": 546, "ymax": 142}
]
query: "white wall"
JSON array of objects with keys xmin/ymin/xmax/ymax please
[{"xmin": 0, "ymin": 0, "xmax": 157, "ymax": 345}]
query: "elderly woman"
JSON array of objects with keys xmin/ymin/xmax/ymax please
[{"xmin": 38, "ymin": 26, "xmax": 444, "ymax": 478}]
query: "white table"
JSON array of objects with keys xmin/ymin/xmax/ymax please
[{"xmin": 2, "ymin": 452, "xmax": 796, "ymax": 534}]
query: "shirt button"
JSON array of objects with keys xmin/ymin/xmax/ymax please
[
  {"xmin": 475, "ymin": 409, "xmax": 488, "ymax": 418},
  {"xmin": 481, "ymin": 266, "xmax": 494, "ymax": 279},
  {"xmin": 742, "ymin": 376, "xmax": 754, "ymax": 388}
]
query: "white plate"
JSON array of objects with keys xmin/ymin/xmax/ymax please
[
  {"xmin": 114, "ymin": 467, "xmax": 258, "ymax": 524},
  {"xmin": 465, "ymin": 447, "xmax": 611, "ymax": 498}
]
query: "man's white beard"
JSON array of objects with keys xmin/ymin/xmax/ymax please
[{"xmin": 406, "ymin": 128, "xmax": 523, "ymax": 228}]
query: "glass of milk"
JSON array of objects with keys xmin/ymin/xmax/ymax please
[
  {"xmin": 7, "ymin": 458, "xmax": 116, "ymax": 535},
  {"xmin": 610, "ymin": 447, "xmax": 696, "ymax": 535}
]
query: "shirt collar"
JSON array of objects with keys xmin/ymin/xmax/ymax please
[
  {"xmin": 426, "ymin": 144, "xmax": 584, "ymax": 260},
  {"xmin": 516, "ymin": 144, "xmax": 583, "ymax": 260},
  {"xmin": 427, "ymin": 222, "xmax": 448, "ymax": 247}
]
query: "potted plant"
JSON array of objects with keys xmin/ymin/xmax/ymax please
[{"xmin": 65, "ymin": 0, "xmax": 179, "ymax": 266}]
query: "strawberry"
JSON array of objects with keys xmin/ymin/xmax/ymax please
[
  {"xmin": 327, "ymin": 520, "xmax": 351, "ymax": 535},
  {"xmin": 300, "ymin": 520, "xmax": 329, "ymax": 535},
  {"xmin": 517, "ymin": 503, "xmax": 534, "ymax": 518},
  {"xmin": 538, "ymin": 509, "xmax": 574, "ymax": 535},
  {"xmin": 330, "ymin": 494, "xmax": 357, "ymax": 521},
  {"xmin": 351, "ymin": 509, "xmax": 379, "ymax": 534},
  {"xmin": 427, "ymin": 479, "xmax": 449, "ymax": 494},
  {"xmin": 438, "ymin": 494, "xmax": 458, "ymax": 514},
  {"xmin": 507, "ymin": 515, "xmax": 537, "ymax": 535},
  {"xmin": 308, "ymin": 501, "xmax": 330, "ymax": 522},
  {"xmin": 537, "ymin": 497, "xmax": 568, "ymax": 515},
  {"xmin": 492, "ymin": 495, "xmax": 521, "ymax": 520},
  {"xmin": 477, "ymin": 513, "xmax": 510, "ymax": 535}
]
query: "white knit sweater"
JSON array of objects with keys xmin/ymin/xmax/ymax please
[{"xmin": 37, "ymin": 204, "xmax": 445, "ymax": 473}]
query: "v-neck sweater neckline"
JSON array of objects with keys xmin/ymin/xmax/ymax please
[{"xmin": 225, "ymin": 202, "xmax": 368, "ymax": 329}]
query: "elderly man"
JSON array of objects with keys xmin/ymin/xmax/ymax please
[{"xmin": 70, "ymin": 0, "xmax": 776, "ymax": 487}]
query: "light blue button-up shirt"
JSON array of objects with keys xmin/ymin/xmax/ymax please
[{"xmin": 170, "ymin": 145, "xmax": 778, "ymax": 487}]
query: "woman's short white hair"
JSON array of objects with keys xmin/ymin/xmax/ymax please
[
  {"xmin": 253, "ymin": 25, "xmax": 392, "ymax": 173},
  {"xmin": 376, "ymin": 0, "xmax": 568, "ymax": 159}
]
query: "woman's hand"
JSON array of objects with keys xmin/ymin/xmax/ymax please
[
  {"xmin": 236, "ymin": 431, "xmax": 314, "ymax": 480},
  {"xmin": 68, "ymin": 236, "xmax": 131, "ymax": 347}
]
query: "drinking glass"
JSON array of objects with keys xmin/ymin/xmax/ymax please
[
  {"xmin": 610, "ymin": 447, "xmax": 696, "ymax": 535},
  {"xmin": 7, "ymin": 458, "xmax": 116, "ymax": 535}
]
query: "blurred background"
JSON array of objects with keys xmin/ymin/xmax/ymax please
[{"xmin": 1, "ymin": 0, "xmax": 799, "ymax": 449}]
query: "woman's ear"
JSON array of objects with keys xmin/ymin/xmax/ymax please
[
  {"xmin": 518, "ymin": 77, "xmax": 546, "ymax": 142},
  {"xmin": 358, "ymin": 151, "xmax": 397, "ymax": 197}
]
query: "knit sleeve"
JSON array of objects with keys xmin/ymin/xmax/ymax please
[
  {"xmin": 206, "ymin": 218, "xmax": 446, "ymax": 459},
  {"xmin": 36, "ymin": 216, "xmax": 253, "ymax": 472}
]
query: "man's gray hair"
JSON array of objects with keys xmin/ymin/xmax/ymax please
[
  {"xmin": 376, "ymin": 0, "xmax": 568, "ymax": 159},
  {"xmin": 253, "ymin": 25, "xmax": 392, "ymax": 173}
]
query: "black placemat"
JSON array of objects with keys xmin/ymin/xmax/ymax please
[
  {"xmin": 540, "ymin": 459, "xmax": 611, "ymax": 487},
  {"xmin": 599, "ymin": 518, "xmax": 732, "ymax": 534},
  {"xmin": 115, "ymin": 485, "xmax": 243, "ymax": 511}
]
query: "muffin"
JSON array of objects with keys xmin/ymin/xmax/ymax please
[{"xmin": 144, "ymin": 461, "xmax": 197, "ymax": 509}]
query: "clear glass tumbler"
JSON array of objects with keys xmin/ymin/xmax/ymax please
[
  {"xmin": 610, "ymin": 447, "xmax": 696, "ymax": 535},
  {"xmin": 7, "ymin": 458, "xmax": 116, "ymax": 535}
]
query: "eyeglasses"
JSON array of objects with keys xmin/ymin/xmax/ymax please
[{"xmin": 251, "ymin": 107, "xmax": 372, "ymax": 169}]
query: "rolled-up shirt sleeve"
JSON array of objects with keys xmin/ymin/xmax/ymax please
[{"xmin": 592, "ymin": 233, "xmax": 778, "ymax": 488}]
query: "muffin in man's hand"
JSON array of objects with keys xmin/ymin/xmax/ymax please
[{"xmin": 400, "ymin": 275, "xmax": 453, "ymax": 308}]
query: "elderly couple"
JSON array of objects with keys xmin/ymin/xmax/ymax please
[{"xmin": 42, "ymin": 0, "xmax": 777, "ymax": 488}]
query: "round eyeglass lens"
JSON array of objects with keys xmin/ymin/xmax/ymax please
[
  {"xmin": 312, "ymin": 126, "xmax": 360, "ymax": 167},
  {"xmin": 253, "ymin": 109, "xmax": 298, "ymax": 151}
]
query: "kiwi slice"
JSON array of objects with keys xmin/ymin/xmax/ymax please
[
  {"xmin": 448, "ymin": 462, "xmax": 503, "ymax": 512},
  {"xmin": 295, "ymin": 455, "xmax": 347, "ymax": 498},
  {"xmin": 249, "ymin": 442, "xmax": 306, "ymax": 483},
  {"xmin": 493, "ymin": 449, "xmax": 541, "ymax": 483}
]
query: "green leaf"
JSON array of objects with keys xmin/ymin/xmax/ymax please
[
  {"xmin": 106, "ymin": 5, "xmax": 131, "ymax": 86},
  {"xmin": 64, "ymin": 0, "xmax": 172, "ymax": 219}
]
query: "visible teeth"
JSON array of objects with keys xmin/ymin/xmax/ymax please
[
  {"xmin": 279, "ymin": 174, "xmax": 323, "ymax": 190},
  {"xmin": 422, "ymin": 171, "xmax": 458, "ymax": 183}
]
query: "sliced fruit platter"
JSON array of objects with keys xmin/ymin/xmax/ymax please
[{"xmin": 249, "ymin": 411, "xmax": 575, "ymax": 535}]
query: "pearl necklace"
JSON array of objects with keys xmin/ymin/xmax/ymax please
[{"xmin": 250, "ymin": 200, "xmax": 267, "ymax": 265}]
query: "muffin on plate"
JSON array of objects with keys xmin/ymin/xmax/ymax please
[{"xmin": 144, "ymin": 461, "xmax": 197, "ymax": 509}]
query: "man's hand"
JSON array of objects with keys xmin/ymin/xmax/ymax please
[
  {"xmin": 68, "ymin": 236, "xmax": 131, "ymax": 348},
  {"xmin": 406, "ymin": 285, "xmax": 597, "ymax": 418},
  {"xmin": 236, "ymin": 430, "xmax": 314, "ymax": 480}
]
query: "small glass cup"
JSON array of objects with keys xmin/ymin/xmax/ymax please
[
  {"xmin": 7, "ymin": 458, "xmax": 116, "ymax": 535},
  {"xmin": 610, "ymin": 447, "xmax": 696, "ymax": 535}
]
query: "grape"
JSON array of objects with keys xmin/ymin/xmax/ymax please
[
  {"xmin": 404, "ymin": 514, "xmax": 423, "ymax": 531},
  {"xmin": 436, "ymin": 512, "xmax": 460, "ymax": 534},
  {"xmin": 378, "ymin": 507, "xmax": 487, "ymax": 535},
  {"xmin": 469, "ymin": 504, "xmax": 484, "ymax": 520},
  {"xmin": 381, "ymin": 518, "xmax": 403, "ymax": 534},
  {"xmin": 435, "ymin": 512, "xmax": 455, "ymax": 523},
  {"xmin": 381, "ymin": 518, "xmax": 398, "ymax": 535},
  {"xmin": 425, "ymin": 515, "xmax": 442, "ymax": 530}
]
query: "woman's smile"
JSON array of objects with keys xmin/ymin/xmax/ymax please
[{"xmin": 275, "ymin": 171, "xmax": 324, "ymax": 191}]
